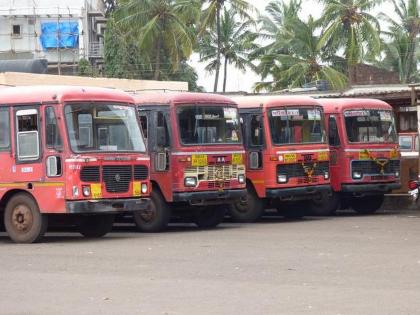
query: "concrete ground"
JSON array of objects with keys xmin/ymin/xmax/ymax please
[{"xmin": 1, "ymin": 209, "xmax": 420, "ymax": 315}]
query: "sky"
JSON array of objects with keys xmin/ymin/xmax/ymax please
[{"xmin": 189, "ymin": 0, "xmax": 395, "ymax": 93}]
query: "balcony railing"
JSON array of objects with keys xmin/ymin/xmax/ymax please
[{"xmin": 89, "ymin": 42, "xmax": 103, "ymax": 58}]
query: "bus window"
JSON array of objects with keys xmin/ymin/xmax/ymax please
[
  {"xmin": 0, "ymin": 108, "xmax": 10, "ymax": 151},
  {"xmin": 16, "ymin": 109, "xmax": 39, "ymax": 161},
  {"xmin": 398, "ymin": 135, "xmax": 413, "ymax": 151}
]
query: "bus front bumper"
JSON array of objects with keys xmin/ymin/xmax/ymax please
[
  {"xmin": 173, "ymin": 189, "xmax": 247, "ymax": 205},
  {"xmin": 266, "ymin": 184, "xmax": 331, "ymax": 200},
  {"xmin": 66, "ymin": 198, "xmax": 151, "ymax": 214},
  {"xmin": 341, "ymin": 183, "xmax": 401, "ymax": 194}
]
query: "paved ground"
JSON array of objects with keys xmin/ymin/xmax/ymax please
[{"xmin": 1, "ymin": 209, "xmax": 420, "ymax": 315}]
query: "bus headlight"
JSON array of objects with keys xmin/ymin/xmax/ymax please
[
  {"xmin": 324, "ymin": 171, "xmax": 329, "ymax": 179},
  {"xmin": 277, "ymin": 174, "xmax": 288, "ymax": 183},
  {"xmin": 141, "ymin": 183, "xmax": 148, "ymax": 194},
  {"xmin": 395, "ymin": 171, "xmax": 400, "ymax": 178},
  {"xmin": 82, "ymin": 185, "xmax": 91, "ymax": 197},
  {"xmin": 184, "ymin": 177, "xmax": 198, "ymax": 187},
  {"xmin": 352, "ymin": 171, "xmax": 363, "ymax": 179},
  {"xmin": 238, "ymin": 174, "xmax": 245, "ymax": 184},
  {"xmin": 72, "ymin": 186, "xmax": 79, "ymax": 197}
]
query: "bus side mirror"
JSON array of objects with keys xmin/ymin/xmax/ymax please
[
  {"xmin": 249, "ymin": 151, "xmax": 259, "ymax": 169},
  {"xmin": 46, "ymin": 156, "xmax": 61, "ymax": 177},
  {"xmin": 156, "ymin": 126, "xmax": 167, "ymax": 147}
]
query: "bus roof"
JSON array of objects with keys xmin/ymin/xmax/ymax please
[
  {"xmin": 233, "ymin": 95, "xmax": 322, "ymax": 109},
  {"xmin": 0, "ymin": 85, "xmax": 133, "ymax": 105},
  {"xmin": 132, "ymin": 92, "xmax": 236, "ymax": 106},
  {"xmin": 317, "ymin": 98, "xmax": 392, "ymax": 113}
]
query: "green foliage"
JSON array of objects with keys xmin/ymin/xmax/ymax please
[
  {"xmin": 378, "ymin": 0, "xmax": 420, "ymax": 83},
  {"xmin": 78, "ymin": 58, "xmax": 95, "ymax": 77},
  {"xmin": 199, "ymin": 8, "xmax": 258, "ymax": 92},
  {"xmin": 254, "ymin": 1, "xmax": 347, "ymax": 92}
]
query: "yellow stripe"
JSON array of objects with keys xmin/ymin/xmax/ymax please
[
  {"xmin": 0, "ymin": 183, "xmax": 27, "ymax": 188},
  {"xmin": 252, "ymin": 180, "xmax": 265, "ymax": 185}
]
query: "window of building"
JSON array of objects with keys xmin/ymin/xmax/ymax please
[{"xmin": 12, "ymin": 25, "xmax": 21, "ymax": 37}]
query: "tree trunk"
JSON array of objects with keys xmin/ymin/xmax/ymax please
[
  {"xmin": 213, "ymin": 3, "xmax": 221, "ymax": 92},
  {"xmin": 154, "ymin": 36, "xmax": 162, "ymax": 80},
  {"xmin": 348, "ymin": 64, "xmax": 355, "ymax": 87},
  {"xmin": 223, "ymin": 56, "xmax": 228, "ymax": 92}
]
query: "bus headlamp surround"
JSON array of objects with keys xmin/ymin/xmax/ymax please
[
  {"xmin": 184, "ymin": 177, "xmax": 198, "ymax": 187},
  {"xmin": 352, "ymin": 171, "xmax": 363, "ymax": 179},
  {"xmin": 277, "ymin": 174, "xmax": 288, "ymax": 183}
]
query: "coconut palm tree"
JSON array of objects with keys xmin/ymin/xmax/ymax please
[
  {"xmin": 254, "ymin": 1, "xmax": 347, "ymax": 92},
  {"xmin": 199, "ymin": 8, "xmax": 258, "ymax": 92},
  {"xmin": 114, "ymin": 0, "xmax": 201, "ymax": 80},
  {"xmin": 379, "ymin": 0, "xmax": 420, "ymax": 83},
  {"xmin": 201, "ymin": 0, "xmax": 255, "ymax": 91},
  {"xmin": 319, "ymin": 0, "xmax": 383, "ymax": 85}
]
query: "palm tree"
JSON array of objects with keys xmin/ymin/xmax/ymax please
[
  {"xmin": 252, "ymin": 0, "xmax": 302, "ymax": 85},
  {"xmin": 319, "ymin": 0, "xmax": 383, "ymax": 85},
  {"xmin": 255, "ymin": 1, "xmax": 347, "ymax": 91},
  {"xmin": 114, "ymin": 0, "xmax": 201, "ymax": 80},
  {"xmin": 201, "ymin": 0, "xmax": 254, "ymax": 92},
  {"xmin": 379, "ymin": 0, "xmax": 420, "ymax": 83},
  {"xmin": 199, "ymin": 8, "xmax": 258, "ymax": 92}
]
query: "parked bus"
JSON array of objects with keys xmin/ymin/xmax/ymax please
[
  {"xmin": 132, "ymin": 92, "xmax": 246, "ymax": 232},
  {"xmin": 313, "ymin": 98, "xmax": 401, "ymax": 215},
  {"xmin": 0, "ymin": 86, "xmax": 150, "ymax": 243},
  {"xmin": 230, "ymin": 96, "xmax": 331, "ymax": 222}
]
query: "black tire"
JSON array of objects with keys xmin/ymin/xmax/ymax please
[
  {"xmin": 79, "ymin": 214, "xmax": 115, "ymax": 238},
  {"xmin": 133, "ymin": 189, "xmax": 171, "ymax": 232},
  {"xmin": 193, "ymin": 206, "xmax": 226, "ymax": 229},
  {"xmin": 279, "ymin": 201, "xmax": 307, "ymax": 219},
  {"xmin": 309, "ymin": 192, "xmax": 340, "ymax": 216},
  {"xmin": 351, "ymin": 195, "xmax": 384, "ymax": 215},
  {"xmin": 4, "ymin": 193, "xmax": 48, "ymax": 243},
  {"xmin": 229, "ymin": 187, "xmax": 265, "ymax": 223}
]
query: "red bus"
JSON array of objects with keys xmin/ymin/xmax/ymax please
[
  {"xmin": 313, "ymin": 98, "xmax": 401, "ymax": 215},
  {"xmin": 132, "ymin": 92, "xmax": 246, "ymax": 232},
  {"xmin": 230, "ymin": 96, "xmax": 331, "ymax": 222},
  {"xmin": 0, "ymin": 86, "xmax": 150, "ymax": 243}
]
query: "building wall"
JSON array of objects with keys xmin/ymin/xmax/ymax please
[
  {"xmin": 352, "ymin": 64, "xmax": 400, "ymax": 85},
  {"xmin": 0, "ymin": 0, "xmax": 105, "ymax": 65}
]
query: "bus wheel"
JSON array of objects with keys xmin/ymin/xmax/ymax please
[
  {"xmin": 309, "ymin": 192, "xmax": 340, "ymax": 216},
  {"xmin": 79, "ymin": 214, "xmax": 115, "ymax": 238},
  {"xmin": 279, "ymin": 201, "xmax": 307, "ymax": 219},
  {"xmin": 229, "ymin": 188, "xmax": 264, "ymax": 223},
  {"xmin": 4, "ymin": 193, "xmax": 48, "ymax": 243},
  {"xmin": 133, "ymin": 190, "xmax": 170, "ymax": 232},
  {"xmin": 351, "ymin": 195, "xmax": 384, "ymax": 215},
  {"xmin": 194, "ymin": 206, "xmax": 226, "ymax": 229}
]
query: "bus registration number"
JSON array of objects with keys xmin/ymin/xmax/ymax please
[{"xmin": 192, "ymin": 154, "xmax": 208, "ymax": 167}]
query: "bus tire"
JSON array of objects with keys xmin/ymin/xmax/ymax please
[
  {"xmin": 229, "ymin": 187, "xmax": 264, "ymax": 223},
  {"xmin": 351, "ymin": 195, "xmax": 384, "ymax": 215},
  {"xmin": 4, "ymin": 193, "xmax": 48, "ymax": 243},
  {"xmin": 133, "ymin": 190, "xmax": 170, "ymax": 232},
  {"xmin": 309, "ymin": 192, "xmax": 340, "ymax": 216},
  {"xmin": 193, "ymin": 206, "xmax": 226, "ymax": 229},
  {"xmin": 79, "ymin": 214, "xmax": 115, "ymax": 238}
]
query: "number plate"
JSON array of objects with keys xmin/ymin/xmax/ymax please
[
  {"xmin": 133, "ymin": 182, "xmax": 141, "ymax": 196},
  {"xmin": 318, "ymin": 151, "xmax": 329, "ymax": 161},
  {"xmin": 192, "ymin": 154, "xmax": 208, "ymax": 167},
  {"xmin": 232, "ymin": 153, "xmax": 243, "ymax": 165},
  {"xmin": 91, "ymin": 183, "xmax": 102, "ymax": 199},
  {"xmin": 284, "ymin": 153, "xmax": 297, "ymax": 163}
]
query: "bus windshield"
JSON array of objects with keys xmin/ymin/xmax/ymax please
[
  {"xmin": 65, "ymin": 103, "xmax": 146, "ymax": 153},
  {"xmin": 344, "ymin": 109, "xmax": 397, "ymax": 143},
  {"xmin": 177, "ymin": 105, "xmax": 241, "ymax": 145},
  {"xmin": 269, "ymin": 107, "xmax": 325, "ymax": 145}
]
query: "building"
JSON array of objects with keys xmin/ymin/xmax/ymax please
[{"xmin": 0, "ymin": 0, "xmax": 106, "ymax": 74}]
